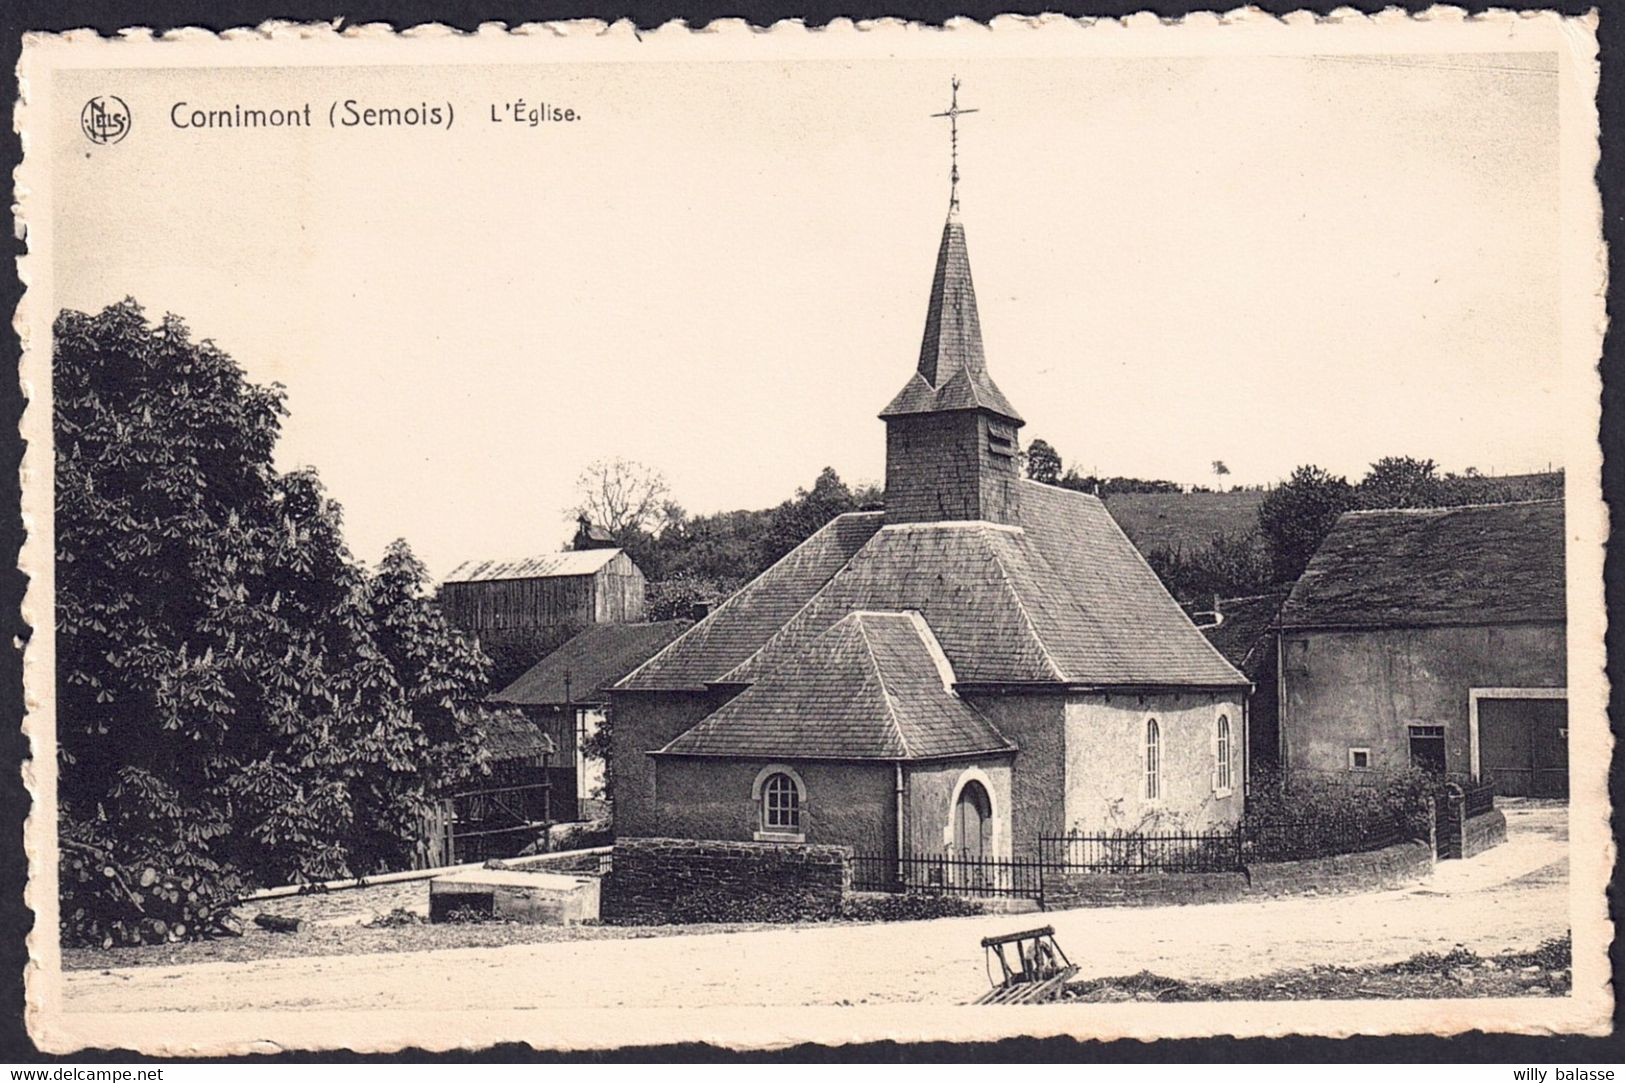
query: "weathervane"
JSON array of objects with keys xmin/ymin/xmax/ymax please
[{"xmin": 931, "ymin": 76, "xmax": 978, "ymax": 212}]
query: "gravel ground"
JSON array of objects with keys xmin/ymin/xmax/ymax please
[
  {"xmin": 62, "ymin": 914, "xmax": 786, "ymax": 972},
  {"xmin": 62, "ymin": 804, "xmax": 1569, "ymax": 1012},
  {"xmin": 1060, "ymin": 936, "xmax": 1573, "ymax": 1002}
]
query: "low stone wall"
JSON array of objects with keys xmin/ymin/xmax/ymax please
[
  {"xmin": 1461, "ymin": 809, "xmax": 1509, "ymax": 859},
  {"xmin": 1246, "ymin": 840, "xmax": 1434, "ymax": 898},
  {"xmin": 603, "ymin": 836, "xmax": 851, "ymax": 925},
  {"xmin": 1044, "ymin": 870, "xmax": 1250, "ymax": 909},
  {"xmin": 1042, "ymin": 840, "xmax": 1434, "ymax": 909}
]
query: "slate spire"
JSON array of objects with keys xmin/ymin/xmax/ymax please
[{"xmin": 880, "ymin": 210, "xmax": 1022, "ymax": 423}]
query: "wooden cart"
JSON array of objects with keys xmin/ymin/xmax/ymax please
[{"xmin": 971, "ymin": 925, "xmax": 1079, "ymax": 1004}]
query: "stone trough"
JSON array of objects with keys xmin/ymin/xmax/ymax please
[{"xmin": 428, "ymin": 867, "xmax": 600, "ymax": 925}]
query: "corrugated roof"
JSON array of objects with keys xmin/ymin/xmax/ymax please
[
  {"xmin": 620, "ymin": 481, "xmax": 1245, "ymax": 692},
  {"xmin": 1278, "ymin": 500, "xmax": 1565, "ymax": 630},
  {"xmin": 658, "ymin": 611, "xmax": 1014, "ymax": 760},
  {"xmin": 491, "ymin": 620, "xmax": 694, "ymax": 706},
  {"xmin": 880, "ymin": 214, "xmax": 1022, "ymax": 424},
  {"xmin": 444, "ymin": 547, "xmax": 623, "ymax": 584}
]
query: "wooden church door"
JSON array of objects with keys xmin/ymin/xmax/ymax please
[{"xmin": 954, "ymin": 781, "xmax": 992, "ymax": 860}]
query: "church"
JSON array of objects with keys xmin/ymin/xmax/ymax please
[{"xmin": 610, "ymin": 106, "xmax": 1248, "ymax": 866}]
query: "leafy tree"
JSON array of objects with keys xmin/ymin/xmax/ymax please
[
  {"xmin": 1212, "ymin": 460, "xmax": 1231, "ymax": 479},
  {"xmin": 1143, "ymin": 531, "xmax": 1274, "ymax": 604},
  {"xmin": 758, "ymin": 467, "xmax": 860, "ymax": 568},
  {"xmin": 1025, "ymin": 438, "xmax": 1063, "ymax": 485},
  {"xmin": 1357, "ymin": 456, "xmax": 1442, "ymax": 510},
  {"xmin": 1257, "ymin": 465, "xmax": 1355, "ymax": 583},
  {"xmin": 55, "ymin": 301, "xmax": 498, "ymax": 947},
  {"xmin": 645, "ymin": 573, "xmax": 743, "ymax": 621}
]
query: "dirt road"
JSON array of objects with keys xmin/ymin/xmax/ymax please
[{"xmin": 61, "ymin": 803, "xmax": 1567, "ymax": 1014}]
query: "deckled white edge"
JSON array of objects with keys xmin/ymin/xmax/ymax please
[{"xmin": 13, "ymin": 5, "xmax": 1611, "ymax": 1055}]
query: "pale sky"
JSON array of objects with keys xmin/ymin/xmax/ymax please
[{"xmin": 52, "ymin": 51, "xmax": 1562, "ymax": 578}]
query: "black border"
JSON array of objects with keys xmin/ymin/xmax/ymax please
[{"xmin": 1, "ymin": 0, "xmax": 1619, "ymax": 1063}]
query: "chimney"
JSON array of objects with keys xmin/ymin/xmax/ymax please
[{"xmin": 688, "ymin": 600, "xmax": 715, "ymax": 622}]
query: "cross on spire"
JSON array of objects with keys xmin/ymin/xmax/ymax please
[{"xmin": 931, "ymin": 76, "xmax": 978, "ymax": 212}]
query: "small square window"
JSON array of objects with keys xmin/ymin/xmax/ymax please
[{"xmin": 1348, "ymin": 747, "xmax": 1371, "ymax": 771}]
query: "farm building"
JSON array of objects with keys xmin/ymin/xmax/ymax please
[
  {"xmin": 610, "ymin": 201, "xmax": 1249, "ymax": 872},
  {"xmin": 490, "ymin": 618, "xmax": 694, "ymax": 821},
  {"xmin": 440, "ymin": 544, "xmax": 647, "ymax": 684},
  {"xmin": 1276, "ymin": 500, "xmax": 1567, "ymax": 797},
  {"xmin": 419, "ymin": 708, "xmax": 558, "ymax": 867}
]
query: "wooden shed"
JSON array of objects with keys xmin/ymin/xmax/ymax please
[{"xmin": 439, "ymin": 548, "xmax": 647, "ymax": 684}]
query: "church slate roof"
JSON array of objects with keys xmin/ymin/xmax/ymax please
[
  {"xmin": 880, "ymin": 214, "xmax": 1022, "ymax": 424},
  {"xmin": 655, "ymin": 612, "xmax": 1013, "ymax": 760},
  {"xmin": 617, "ymin": 511, "xmax": 884, "ymax": 690},
  {"xmin": 491, "ymin": 619, "xmax": 695, "ymax": 706},
  {"xmin": 1278, "ymin": 500, "xmax": 1566, "ymax": 631},
  {"xmin": 619, "ymin": 480, "xmax": 1247, "ymax": 693}
]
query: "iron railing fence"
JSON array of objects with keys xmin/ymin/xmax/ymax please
[
  {"xmin": 1037, "ymin": 813, "xmax": 1420, "ymax": 875},
  {"xmin": 1240, "ymin": 813, "xmax": 1411, "ymax": 863},
  {"xmin": 1037, "ymin": 827, "xmax": 1241, "ymax": 874},
  {"xmin": 1459, "ymin": 777, "xmax": 1496, "ymax": 820},
  {"xmin": 850, "ymin": 850, "xmax": 1044, "ymax": 899}
]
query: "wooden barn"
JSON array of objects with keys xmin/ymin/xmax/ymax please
[{"xmin": 439, "ymin": 547, "xmax": 647, "ymax": 685}]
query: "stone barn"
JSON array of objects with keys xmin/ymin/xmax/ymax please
[
  {"xmin": 1275, "ymin": 500, "xmax": 1567, "ymax": 797},
  {"xmin": 610, "ymin": 200, "xmax": 1249, "ymax": 870},
  {"xmin": 440, "ymin": 547, "xmax": 647, "ymax": 685}
]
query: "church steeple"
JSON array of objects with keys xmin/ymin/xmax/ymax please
[{"xmin": 880, "ymin": 82, "xmax": 1025, "ymax": 527}]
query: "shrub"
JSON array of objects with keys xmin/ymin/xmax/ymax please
[{"xmin": 1244, "ymin": 764, "xmax": 1436, "ymax": 859}]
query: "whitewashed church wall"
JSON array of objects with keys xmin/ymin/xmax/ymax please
[
  {"xmin": 1063, "ymin": 692, "xmax": 1245, "ymax": 834},
  {"xmin": 904, "ymin": 758, "xmax": 1014, "ymax": 859}
]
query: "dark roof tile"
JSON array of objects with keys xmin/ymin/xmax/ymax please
[
  {"xmin": 1278, "ymin": 500, "xmax": 1565, "ymax": 629},
  {"xmin": 659, "ymin": 612, "xmax": 1013, "ymax": 760},
  {"xmin": 491, "ymin": 620, "xmax": 694, "ymax": 705},
  {"xmin": 617, "ymin": 512, "xmax": 884, "ymax": 690},
  {"xmin": 620, "ymin": 482, "xmax": 1244, "ymax": 691}
]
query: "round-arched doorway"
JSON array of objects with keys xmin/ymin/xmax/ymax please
[{"xmin": 953, "ymin": 779, "xmax": 993, "ymax": 859}]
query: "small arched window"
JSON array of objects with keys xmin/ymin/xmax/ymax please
[
  {"xmin": 1216, "ymin": 715, "xmax": 1233, "ymax": 792},
  {"xmin": 1145, "ymin": 719, "xmax": 1161, "ymax": 800},
  {"xmin": 761, "ymin": 772, "xmax": 801, "ymax": 833}
]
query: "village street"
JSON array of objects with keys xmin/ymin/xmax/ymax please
[{"xmin": 61, "ymin": 804, "xmax": 1567, "ymax": 1015}]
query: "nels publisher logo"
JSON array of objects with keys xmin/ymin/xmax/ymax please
[{"xmin": 80, "ymin": 95, "xmax": 130, "ymax": 145}]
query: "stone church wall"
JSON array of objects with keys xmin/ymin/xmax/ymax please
[
  {"xmin": 964, "ymin": 694, "xmax": 1065, "ymax": 856},
  {"xmin": 904, "ymin": 758, "xmax": 1014, "ymax": 858},
  {"xmin": 1063, "ymin": 691, "xmax": 1245, "ymax": 834},
  {"xmin": 647, "ymin": 756, "xmax": 898, "ymax": 859},
  {"xmin": 609, "ymin": 688, "xmax": 739, "ymax": 839}
]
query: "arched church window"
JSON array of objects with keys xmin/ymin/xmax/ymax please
[
  {"xmin": 1216, "ymin": 715, "xmax": 1233, "ymax": 792},
  {"xmin": 761, "ymin": 772, "xmax": 801, "ymax": 833},
  {"xmin": 1145, "ymin": 719, "xmax": 1161, "ymax": 800}
]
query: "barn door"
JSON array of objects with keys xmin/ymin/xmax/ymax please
[{"xmin": 1479, "ymin": 696, "xmax": 1567, "ymax": 800}]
